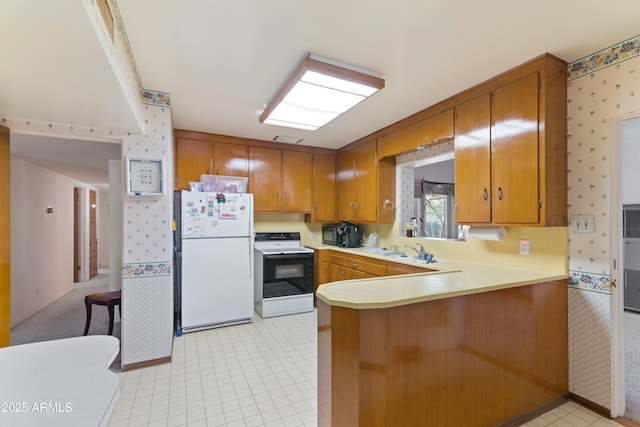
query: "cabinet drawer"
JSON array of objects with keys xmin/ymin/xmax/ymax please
[
  {"xmin": 345, "ymin": 268, "xmax": 365, "ymax": 280},
  {"xmin": 365, "ymin": 262, "xmax": 387, "ymax": 276},
  {"xmin": 329, "ymin": 254, "xmax": 346, "ymax": 266},
  {"xmin": 346, "ymin": 256, "xmax": 365, "ymax": 272}
]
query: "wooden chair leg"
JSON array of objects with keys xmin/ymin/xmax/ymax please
[
  {"xmin": 83, "ymin": 296, "xmax": 92, "ymax": 336},
  {"xmin": 107, "ymin": 303, "xmax": 115, "ymax": 336}
]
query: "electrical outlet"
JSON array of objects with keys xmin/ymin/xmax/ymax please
[
  {"xmin": 570, "ymin": 214, "xmax": 595, "ymax": 234},
  {"xmin": 519, "ymin": 239, "xmax": 531, "ymax": 255},
  {"xmin": 310, "ymin": 232, "xmax": 316, "ymax": 241}
]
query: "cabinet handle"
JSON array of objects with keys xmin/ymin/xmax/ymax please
[
  {"xmin": 276, "ymin": 192, "xmax": 280, "ymax": 200},
  {"xmin": 497, "ymin": 187, "xmax": 503, "ymax": 200},
  {"xmin": 354, "ymin": 202, "xmax": 359, "ymax": 210},
  {"xmin": 314, "ymin": 203, "xmax": 319, "ymax": 210},
  {"xmin": 482, "ymin": 188, "xmax": 488, "ymax": 201},
  {"xmin": 350, "ymin": 202, "xmax": 354, "ymax": 209},
  {"xmin": 351, "ymin": 263, "xmax": 359, "ymax": 268},
  {"xmin": 340, "ymin": 270, "xmax": 345, "ymax": 279}
]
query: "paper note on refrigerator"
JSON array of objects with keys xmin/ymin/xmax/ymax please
[
  {"xmin": 219, "ymin": 197, "xmax": 238, "ymax": 219},
  {"xmin": 183, "ymin": 212, "xmax": 206, "ymax": 236}
]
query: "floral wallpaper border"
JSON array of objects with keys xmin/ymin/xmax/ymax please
[
  {"xmin": 122, "ymin": 262, "xmax": 172, "ymax": 278},
  {"xmin": 143, "ymin": 89, "xmax": 171, "ymax": 107},
  {"xmin": 568, "ymin": 271, "xmax": 611, "ymax": 294},
  {"xmin": 567, "ymin": 34, "xmax": 640, "ymax": 81}
]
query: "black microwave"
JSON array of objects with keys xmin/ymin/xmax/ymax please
[
  {"xmin": 322, "ymin": 224, "xmax": 341, "ymax": 246},
  {"xmin": 323, "ymin": 223, "xmax": 362, "ymax": 248}
]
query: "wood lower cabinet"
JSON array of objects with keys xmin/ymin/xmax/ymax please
[
  {"xmin": 319, "ymin": 250, "xmax": 430, "ymax": 286},
  {"xmin": 337, "ymin": 140, "xmax": 395, "ymax": 224},
  {"xmin": 318, "ymin": 280, "xmax": 568, "ymax": 426},
  {"xmin": 454, "ymin": 53, "xmax": 567, "ymax": 226},
  {"xmin": 249, "ymin": 147, "xmax": 312, "ymax": 213}
]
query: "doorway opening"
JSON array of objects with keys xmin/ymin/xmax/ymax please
[{"xmin": 615, "ymin": 115, "xmax": 640, "ymax": 422}]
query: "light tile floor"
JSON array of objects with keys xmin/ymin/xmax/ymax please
[{"xmin": 108, "ymin": 310, "xmax": 621, "ymax": 427}]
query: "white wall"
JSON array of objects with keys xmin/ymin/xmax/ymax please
[
  {"xmin": 98, "ymin": 189, "xmax": 109, "ymax": 268},
  {"xmin": 621, "ymin": 117, "xmax": 640, "ymax": 205},
  {"xmin": 10, "ymin": 158, "xmax": 75, "ymax": 326}
]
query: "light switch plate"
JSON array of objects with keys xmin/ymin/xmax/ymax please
[
  {"xmin": 570, "ymin": 214, "xmax": 595, "ymax": 233},
  {"xmin": 520, "ymin": 239, "xmax": 531, "ymax": 255}
]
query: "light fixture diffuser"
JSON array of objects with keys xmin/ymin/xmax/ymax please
[{"xmin": 259, "ymin": 54, "xmax": 384, "ymax": 131}]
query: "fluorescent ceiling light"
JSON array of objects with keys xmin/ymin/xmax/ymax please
[{"xmin": 259, "ymin": 54, "xmax": 385, "ymax": 131}]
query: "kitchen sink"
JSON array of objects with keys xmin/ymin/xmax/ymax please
[{"xmin": 388, "ymin": 254, "xmax": 434, "ymax": 264}]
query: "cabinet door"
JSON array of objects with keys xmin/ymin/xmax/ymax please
[
  {"xmin": 454, "ymin": 94, "xmax": 492, "ymax": 224},
  {"xmin": 213, "ymin": 142, "xmax": 248, "ymax": 177},
  {"xmin": 328, "ymin": 263, "xmax": 346, "ymax": 283},
  {"xmin": 310, "ymin": 153, "xmax": 337, "ymax": 222},
  {"xmin": 354, "ymin": 141, "xmax": 377, "ymax": 222},
  {"xmin": 282, "ymin": 150, "xmax": 312, "ymax": 212},
  {"xmin": 337, "ymin": 151, "xmax": 355, "ymax": 221},
  {"xmin": 492, "ymin": 73, "xmax": 540, "ymax": 224},
  {"xmin": 175, "ymin": 138, "xmax": 212, "ymax": 189},
  {"xmin": 249, "ymin": 146, "xmax": 282, "ymax": 212}
]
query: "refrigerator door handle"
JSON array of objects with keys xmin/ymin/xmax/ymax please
[{"xmin": 249, "ymin": 239, "xmax": 254, "ymax": 278}]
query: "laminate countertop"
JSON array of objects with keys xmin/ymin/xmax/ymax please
[
  {"xmin": 309, "ymin": 244, "xmax": 568, "ymax": 309},
  {"xmin": 0, "ymin": 335, "xmax": 120, "ymax": 427}
]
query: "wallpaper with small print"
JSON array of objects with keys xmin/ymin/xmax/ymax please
[
  {"xmin": 396, "ymin": 141, "xmax": 455, "ymax": 229},
  {"xmin": 566, "ymin": 33, "xmax": 640, "ymax": 412},
  {"xmin": 120, "ymin": 98, "xmax": 174, "ymax": 367}
]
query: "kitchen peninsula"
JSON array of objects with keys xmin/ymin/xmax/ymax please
[{"xmin": 315, "ymin": 255, "xmax": 569, "ymax": 427}]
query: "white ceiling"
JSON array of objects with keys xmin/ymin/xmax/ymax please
[{"xmin": 3, "ymin": 0, "xmax": 640, "ymax": 188}]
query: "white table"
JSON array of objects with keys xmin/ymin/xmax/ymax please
[{"xmin": 0, "ymin": 336, "xmax": 121, "ymax": 427}]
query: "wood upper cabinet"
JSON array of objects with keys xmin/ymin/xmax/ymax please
[
  {"xmin": 308, "ymin": 153, "xmax": 337, "ymax": 223},
  {"xmin": 337, "ymin": 150, "xmax": 355, "ymax": 221},
  {"xmin": 175, "ymin": 137, "xmax": 213, "ymax": 189},
  {"xmin": 353, "ymin": 141, "xmax": 377, "ymax": 223},
  {"xmin": 249, "ymin": 146, "xmax": 312, "ymax": 213},
  {"xmin": 213, "ymin": 141, "xmax": 248, "ymax": 177},
  {"xmin": 249, "ymin": 146, "xmax": 282, "ymax": 212},
  {"xmin": 454, "ymin": 53, "xmax": 567, "ymax": 226},
  {"xmin": 378, "ymin": 109, "xmax": 455, "ymax": 159},
  {"xmin": 175, "ymin": 136, "xmax": 248, "ymax": 190},
  {"xmin": 337, "ymin": 140, "xmax": 395, "ymax": 223},
  {"xmin": 454, "ymin": 93, "xmax": 492, "ymax": 224},
  {"xmin": 282, "ymin": 150, "xmax": 312, "ymax": 212},
  {"xmin": 492, "ymin": 73, "xmax": 540, "ymax": 224}
]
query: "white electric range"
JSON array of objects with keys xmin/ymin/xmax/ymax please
[{"xmin": 254, "ymin": 232, "xmax": 315, "ymax": 318}]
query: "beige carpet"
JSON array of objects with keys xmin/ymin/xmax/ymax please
[
  {"xmin": 625, "ymin": 310, "xmax": 640, "ymax": 422},
  {"xmin": 9, "ymin": 269, "xmax": 121, "ymax": 345}
]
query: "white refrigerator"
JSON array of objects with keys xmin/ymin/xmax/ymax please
[{"xmin": 177, "ymin": 190, "xmax": 254, "ymax": 334}]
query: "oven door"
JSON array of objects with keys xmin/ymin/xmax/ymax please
[{"xmin": 261, "ymin": 253, "xmax": 314, "ymax": 298}]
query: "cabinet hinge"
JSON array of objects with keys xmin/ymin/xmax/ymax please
[{"xmin": 538, "ymin": 200, "xmax": 542, "ymax": 209}]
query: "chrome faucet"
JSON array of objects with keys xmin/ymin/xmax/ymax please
[{"xmin": 404, "ymin": 243, "xmax": 426, "ymax": 259}]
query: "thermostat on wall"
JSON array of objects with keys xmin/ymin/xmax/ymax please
[{"xmin": 126, "ymin": 156, "xmax": 165, "ymax": 196}]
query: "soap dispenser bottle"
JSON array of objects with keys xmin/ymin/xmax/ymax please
[{"xmin": 411, "ymin": 217, "xmax": 419, "ymax": 237}]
